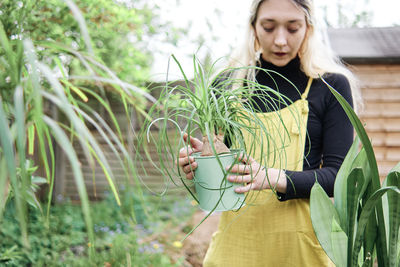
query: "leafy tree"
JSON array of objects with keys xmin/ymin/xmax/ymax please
[
  {"xmin": 0, "ymin": 0, "xmax": 172, "ymax": 85},
  {"xmin": 319, "ymin": 0, "xmax": 373, "ymax": 28}
]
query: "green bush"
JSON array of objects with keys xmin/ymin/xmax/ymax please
[{"xmin": 0, "ymin": 192, "xmax": 194, "ymax": 266}]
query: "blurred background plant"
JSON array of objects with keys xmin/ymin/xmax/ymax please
[
  {"xmin": 0, "ymin": 189, "xmax": 195, "ymax": 266},
  {"xmin": 0, "ymin": 0, "xmax": 195, "ymax": 265}
]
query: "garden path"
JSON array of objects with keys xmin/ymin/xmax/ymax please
[{"xmin": 183, "ymin": 211, "xmax": 220, "ymax": 267}]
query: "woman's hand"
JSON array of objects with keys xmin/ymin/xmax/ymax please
[
  {"xmin": 227, "ymin": 154, "xmax": 287, "ymax": 194},
  {"xmin": 178, "ymin": 133, "xmax": 203, "ymax": 180}
]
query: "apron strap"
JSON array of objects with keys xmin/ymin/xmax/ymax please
[{"xmin": 301, "ymin": 77, "xmax": 313, "ymax": 100}]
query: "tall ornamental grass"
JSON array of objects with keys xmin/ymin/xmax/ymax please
[{"xmin": 0, "ymin": 0, "xmax": 153, "ymax": 257}]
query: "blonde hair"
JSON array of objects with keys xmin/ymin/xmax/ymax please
[{"xmin": 229, "ymin": 0, "xmax": 362, "ymax": 112}]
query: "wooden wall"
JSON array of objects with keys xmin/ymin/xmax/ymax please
[
  {"xmin": 353, "ymin": 64, "xmax": 400, "ymax": 179},
  {"xmin": 54, "ymin": 64, "xmax": 400, "ymax": 200},
  {"xmin": 53, "ymin": 99, "xmax": 187, "ymax": 202}
]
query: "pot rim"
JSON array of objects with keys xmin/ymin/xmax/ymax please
[{"xmin": 192, "ymin": 149, "xmax": 242, "ymax": 159}]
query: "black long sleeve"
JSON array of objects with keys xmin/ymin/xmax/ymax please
[{"xmin": 252, "ymin": 57, "xmax": 354, "ymax": 201}]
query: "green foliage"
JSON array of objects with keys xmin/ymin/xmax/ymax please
[
  {"xmin": 0, "ymin": 192, "xmax": 194, "ymax": 266},
  {"xmin": 310, "ymin": 79, "xmax": 400, "ymax": 267},
  {"xmin": 0, "ymin": 0, "xmax": 158, "ymax": 259},
  {"xmin": 0, "ymin": 0, "xmax": 164, "ymax": 85},
  {"xmin": 320, "ymin": 1, "xmax": 373, "ymax": 28}
]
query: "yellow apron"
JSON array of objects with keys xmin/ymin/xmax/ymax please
[{"xmin": 203, "ymin": 78, "xmax": 334, "ymax": 267}]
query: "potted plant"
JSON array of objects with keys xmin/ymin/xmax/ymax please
[
  {"xmin": 310, "ymin": 80, "xmax": 400, "ymax": 267},
  {"xmin": 138, "ymin": 55, "xmax": 305, "ymax": 235}
]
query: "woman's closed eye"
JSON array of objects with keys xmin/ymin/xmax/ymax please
[
  {"xmin": 288, "ymin": 27, "xmax": 300, "ymax": 33},
  {"xmin": 263, "ymin": 27, "xmax": 274, "ymax": 32},
  {"xmin": 262, "ymin": 26, "xmax": 300, "ymax": 34}
]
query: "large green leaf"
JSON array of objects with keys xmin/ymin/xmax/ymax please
[
  {"xmin": 362, "ymin": 187, "xmax": 378, "ymax": 267},
  {"xmin": 346, "ymin": 168, "xmax": 364, "ymax": 266},
  {"xmin": 385, "ymin": 163, "xmax": 400, "ymax": 267},
  {"xmin": 310, "ymin": 182, "xmax": 341, "ymax": 264},
  {"xmin": 352, "ymin": 186, "xmax": 400, "ymax": 266},
  {"xmin": 331, "ymin": 218, "xmax": 348, "ymax": 267},
  {"xmin": 322, "ymin": 78, "xmax": 387, "ymax": 266},
  {"xmin": 334, "ymin": 137, "xmax": 361, "ymax": 232}
]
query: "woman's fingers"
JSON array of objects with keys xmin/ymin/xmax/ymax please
[
  {"xmin": 186, "ymin": 172, "xmax": 195, "ymax": 180},
  {"xmin": 183, "ymin": 161, "xmax": 197, "ymax": 174},
  {"xmin": 236, "ymin": 153, "xmax": 255, "ymax": 165},
  {"xmin": 179, "ymin": 146, "xmax": 194, "ymax": 158},
  {"xmin": 234, "ymin": 183, "xmax": 253, "ymax": 194},
  {"xmin": 178, "ymin": 154, "xmax": 193, "ymax": 167},
  {"xmin": 228, "ymin": 163, "xmax": 251, "ymax": 174},
  {"xmin": 226, "ymin": 153, "xmax": 257, "ymax": 174},
  {"xmin": 227, "ymin": 174, "xmax": 253, "ymax": 184}
]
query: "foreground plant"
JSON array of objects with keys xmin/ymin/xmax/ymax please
[
  {"xmin": 0, "ymin": 0, "xmax": 152, "ymax": 256},
  {"xmin": 310, "ymin": 80, "xmax": 400, "ymax": 267}
]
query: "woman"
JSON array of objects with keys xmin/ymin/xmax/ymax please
[{"xmin": 179, "ymin": 0, "xmax": 362, "ymax": 266}]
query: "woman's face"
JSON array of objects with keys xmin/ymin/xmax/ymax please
[{"xmin": 254, "ymin": 0, "xmax": 308, "ymax": 66}]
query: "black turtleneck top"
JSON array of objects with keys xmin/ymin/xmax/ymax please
[{"xmin": 252, "ymin": 56, "xmax": 354, "ymax": 201}]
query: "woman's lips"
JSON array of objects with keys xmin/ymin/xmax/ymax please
[{"xmin": 274, "ymin": 52, "xmax": 287, "ymax": 57}]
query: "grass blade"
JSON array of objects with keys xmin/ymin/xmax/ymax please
[
  {"xmin": 43, "ymin": 115, "xmax": 95, "ymax": 257},
  {"xmin": 0, "ymin": 98, "xmax": 28, "ymax": 247},
  {"xmin": 63, "ymin": 0, "xmax": 94, "ymax": 55},
  {"xmin": 14, "ymin": 85, "xmax": 30, "ymax": 209}
]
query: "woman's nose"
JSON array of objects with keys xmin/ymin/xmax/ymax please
[{"xmin": 274, "ymin": 28, "xmax": 287, "ymax": 47}]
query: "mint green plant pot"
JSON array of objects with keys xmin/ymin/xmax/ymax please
[{"xmin": 193, "ymin": 150, "xmax": 245, "ymax": 212}]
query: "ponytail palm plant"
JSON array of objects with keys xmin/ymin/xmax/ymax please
[
  {"xmin": 138, "ymin": 55, "xmax": 304, "ymax": 236},
  {"xmin": 310, "ymin": 80, "xmax": 400, "ymax": 267},
  {"xmin": 0, "ymin": 1, "xmax": 153, "ymax": 257}
]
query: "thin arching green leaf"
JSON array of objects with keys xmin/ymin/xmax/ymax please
[
  {"xmin": 0, "ymin": 99, "xmax": 29, "ymax": 247},
  {"xmin": 0, "ymin": 159, "xmax": 8, "ymax": 221},
  {"xmin": 64, "ymin": 0, "xmax": 94, "ymax": 55},
  {"xmin": 14, "ymin": 85, "xmax": 29, "ymax": 201},
  {"xmin": 43, "ymin": 115, "xmax": 95, "ymax": 256},
  {"xmin": 40, "ymin": 82, "xmax": 120, "ymax": 205}
]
